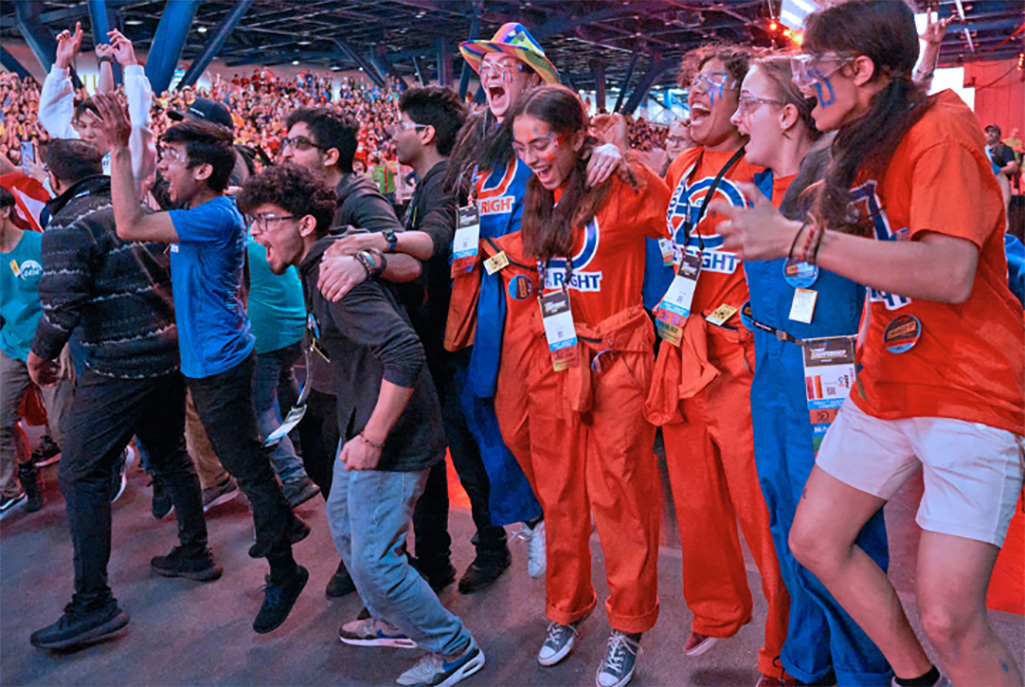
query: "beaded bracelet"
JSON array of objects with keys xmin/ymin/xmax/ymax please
[
  {"xmin": 359, "ymin": 433, "xmax": 384, "ymax": 450},
  {"xmin": 354, "ymin": 250, "xmax": 375, "ymax": 279},
  {"xmin": 366, "ymin": 248, "xmax": 388, "ymax": 278}
]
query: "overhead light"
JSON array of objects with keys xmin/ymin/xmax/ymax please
[
  {"xmin": 197, "ymin": 26, "xmax": 207, "ymax": 33},
  {"xmin": 125, "ymin": 19, "xmax": 143, "ymax": 26},
  {"xmin": 292, "ymin": 60, "xmax": 300, "ymax": 65},
  {"xmin": 298, "ymin": 39, "xmax": 312, "ymax": 45},
  {"xmin": 330, "ymin": 65, "xmax": 341, "ymax": 71}
]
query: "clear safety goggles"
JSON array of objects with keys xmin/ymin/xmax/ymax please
[
  {"xmin": 790, "ymin": 53, "xmax": 854, "ymax": 90},
  {"xmin": 689, "ymin": 71, "xmax": 737, "ymax": 94}
]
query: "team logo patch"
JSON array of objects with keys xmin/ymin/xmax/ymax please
[
  {"xmin": 882, "ymin": 314, "xmax": 921, "ymax": 354},
  {"xmin": 509, "ymin": 274, "xmax": 533, "ymax": 300},
  {"xmin": 17, "ymin": 259, "xmax": 42, "ymax": 279}
]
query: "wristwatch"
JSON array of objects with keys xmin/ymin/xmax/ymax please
[{"xmin": 382, "ymin": 229, "xmax": 398, "ymax": 253}]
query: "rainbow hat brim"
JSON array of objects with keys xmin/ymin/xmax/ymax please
[{"xmin": 460, "ymin": 23, "xmax": 560, "ymax": 85}]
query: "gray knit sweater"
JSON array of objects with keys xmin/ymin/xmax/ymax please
[{"xmin": 31, "ymin": 175, "xmax": 179, "ymax": 379}]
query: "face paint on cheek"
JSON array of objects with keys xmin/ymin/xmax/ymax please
[
  {"xmin": 811, "ymin": 71, "xmax": 837, "ymax": 107},
  {"xmin": 709, "ymin": 82, "xmax": 724, "ymax": 107}
]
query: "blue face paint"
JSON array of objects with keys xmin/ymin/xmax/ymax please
[
  {"xmin": 810, "ymin": 70, "xmax": 836, "ymax": 107},
  {"xmin": 709, "ymin": 82, "xmax": 724, "ymax": 107}
]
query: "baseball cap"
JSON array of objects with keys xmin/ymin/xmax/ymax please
[{"xmin": 167, "ymin": 97, "xmax": 234, "ymax": 130}]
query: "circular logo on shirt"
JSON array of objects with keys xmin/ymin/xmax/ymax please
[
  {"xmin": 782, "ymin": 259, "xmax": 819, "ymax": 289},
  {"xmin": 882, "ymin": 314, "xmax": 922, "ymax": 354},
  {"xmin": 509, "ymin": 274, "xmax": 533, "ymax": 300},
  {"xmin": 739, "ymin": 300, "xmax": 755, "ymax": 332},
  {"xmin": 18, "ymin": 260, "xmax": 42, "ymax": 280}
]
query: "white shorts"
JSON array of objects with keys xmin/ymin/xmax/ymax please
[{"xmin": 816, "ymin": 399, "xmax": 1024, "ymax": 547}]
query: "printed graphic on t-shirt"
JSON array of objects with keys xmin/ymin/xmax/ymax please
[
  {"xmin": 541, "ymin": 217, "xmax": 603, "ymax": 292},
  {"xmin": 665, "ymin": 174, "xmax": 746, "ymax": 275},
  {"xmin": 848, "ymin": 180, "xmax": 912, "ymax": 311},
  {"xmin": 477, "ymin": 164, "xmax": 518, "ymax": 216}
]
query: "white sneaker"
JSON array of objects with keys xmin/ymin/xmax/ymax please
[
  {"xmin": 596, "ymin": 631, "xmax": 641, "ymax": 687},
  {"xmin": 396, "ymin": 640, "xmax": 485, "ymax": 687},
  {"xmin": 538, "ymin": 620, "xmax": 579, "ymax": 667},
  {"xmin": 339, "ymin": 617, "xmax": 417, "ymax": 648},
  {"xmin": 516, "ymin": 520, "xmax": 546, "ymax": 579}
]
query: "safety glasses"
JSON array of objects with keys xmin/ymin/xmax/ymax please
[
  {"xmin": 689, "ymin": 71, "xmax": 737, "ymax": 94},
  {"xmin": 736, "ymin": 93, "xmax": 785, "ymax": 116},
  {"xmin": 790, "ymin": 53, "xmax": 853, "ymax": 90}
]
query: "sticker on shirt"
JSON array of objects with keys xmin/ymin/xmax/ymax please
[
  {"xmin": 658, "ymin": 238, "xmax": 674, "ymax": 268},
  {"xmin": 508, "ymin": 274, "xmax": 534, "ymax": 301},
  {"xmin": 882, "ymin": 314, "xmax": 921, "ymax": 354},
  {"xmin": 451, "ymin": 205, "xmax": 480, "ymax": 276},
  {"xmin": 539, "ymin": 290, "xmax": 578, "ymax": 371},
  {"xmin": 789, "ymin": 288, "xmax": 818, "ymax": 324},
  {"xmin": 705, "ymin": 303, "xmax": 738, "ymax": 327},
  {"xmin": 655, "ymin": 249, "xmax": 701, "ymax": 346},
  {"xmin": 802, "ymin": 336, "xmax": 857, "ymax": 454},
  {"xmin": 783, "ymin": 259, "xmax": 819, "ymax": 289},
  {"xmin": 484, "ymin": 251, "xmax": 509, "ymax": 275}
]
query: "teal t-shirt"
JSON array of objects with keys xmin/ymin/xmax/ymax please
[
  {"xmin": 0, "ymin": 230, "xmax": 44, "ymax": 363},
  {"xmin": 246, "ymin": 236, "xmax": 305, "ymax": 355}
]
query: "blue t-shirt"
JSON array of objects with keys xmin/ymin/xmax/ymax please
[
  {"xmin": 168, "ymin": 196, "xmax": 254, "ymax": 378},
  {"xmin": 0, "ymin": 230, "xmax": 43, "ymax": 362},
  {"xmin": 246, "ymin": 237, "xmax": 305, "ymax": 355}
]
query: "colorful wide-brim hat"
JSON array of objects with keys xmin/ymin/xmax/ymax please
[{"xmin": 460, "ymin": 23, "xmax": 560, "ymax": 85}]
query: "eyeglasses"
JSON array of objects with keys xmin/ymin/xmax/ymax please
[
  {"xmin": 161, "ymin": 147, "xmax": 188, "ymax": 165},
  {"xmin": 790, "ymin": 53, "xmax": 853, "ymax": 90},
  {"xmin": 478, "ymin": 61, "xmax": 527, "ymax": 82},
  {"xmin": 511, "ymin": 134, "xmax": 559, "ymax": 160},
  {"xmin": 689, "ymin": 71, "xmax": 737, "ymax": 94},
  {"xmin": 281, "ymin": 135, "xmax": 326, "ymax": 152},
  {"xmin": 736, "ymin": 93, "xmax": 785, "ymax": 116},
  {"xmin": 665, "ymin": 135, "xmax": 690, "ymax": 147},
  {"xmin": 389, "ymin": 120, "xmax": 428, "ymax": 136},
  {"xmin": 247, "ymin": 213, "xmax": 297, "ymax": 235}
]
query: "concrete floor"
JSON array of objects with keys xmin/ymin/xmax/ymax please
[{"xmin": 1, "ymin": 451, "xmax": 1022, "ymax": 687}]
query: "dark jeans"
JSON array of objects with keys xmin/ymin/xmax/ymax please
[
  {"xmin": 413, "ymin": 353, "xmax": 507, "ymax": 570},
  {"xmin": 59, "ymin": 370, "xmax": 207, "ymax": 608},
  {"xmin": 186, "ymin": 353, "xmax": 298, "ymax": 561},
  {"xmin": 297, "ymin": 388, "xmax": 340, "ymax": 497},
  {"xmin": 254, "ymin": 342, "xmax": 306, "ymax": 483}
]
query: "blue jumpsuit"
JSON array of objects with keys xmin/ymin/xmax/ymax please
[
  {"xmin": 458, "ymin": 158, "xmax": 543, "ymax": 526},
  {"xmin": 744, "ymin": 177, "xmax": 892, "ymax": 686}
]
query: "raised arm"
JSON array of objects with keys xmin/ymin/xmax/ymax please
[
  {"xmin": 38, "ymin": 23, "xmax": 82, "ymax": 139},
  {"xmin": 110, "ymin": 29, "xmax": 157, "ymax": 191}
]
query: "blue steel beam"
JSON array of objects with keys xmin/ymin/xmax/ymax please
[
  {"xmin": 593, "ymin": 61, "xmax": 605, "ymax": 111},
  {"xmin": 437, "ymin": 39, "xmax": 452, "ymax": 87},
  {"xmin": 413, "ymin": 56, "xmax": 427, "ymax": 86},
  {"xmin": 87, "ymin": 0, "xmax": 120, "ymax": 87},
  {"xmin": 145, "ymin": 0, "xmax": 201, "ymax": 94},
  {"xmin": 0, "ymin": 46, "xmax": 33, "ymax": 80},
  {"xmin": 458, "ymin": 3, "xmax": 481, "ymax": 100},
  {"xmin": 621, "ymin": 53, "xmax": 664, "ymax": 116},
  {"xmin": 612, "ymin": 52, "xmax": 639, "ymax": 113},
  {"xmin": 178, "ymin": 0, "xmax": 255, "ymax": 89},
  {"xmin": 328, "ymin": 38, "xmax": 386, "ymax": 88},
  {"xmin": 371, "ymin": 48, "xmax": 408, "ymax": 90},
  {"xmin": 15, "ymin": 1, "xmax": 59, "ymax": 73}
]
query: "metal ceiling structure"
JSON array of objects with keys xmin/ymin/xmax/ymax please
[{"xmin": 3, "ymin": 0, "xmax": 1023, "ymax": 108}]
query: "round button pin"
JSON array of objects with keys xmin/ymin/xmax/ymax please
[
  {"xmin": 882, "ymin": 314, "xmax": 922, "ymax": 354},
  {"xmin": 783, "ymin": 259, "xmax": 819, "ymax": 289}
]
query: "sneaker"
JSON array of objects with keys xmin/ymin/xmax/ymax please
[
  {"xmin": 339, "ymin": 617, "xmax": 417, "ymax": 648},
  {"xmin": 683, "ymin": 630, "xmax": 718, "ymax": 656},
  {"xmin": 282, "ymin": 475, "xmax": 320, "ymax": 508},
  {"xmin": 150, "ymin": 479, "xmax": 173, "ymax": 519},
  {"xmin": 418, "ymin": 560, "xmax": 457, "ymax": 593},
  {"xmin": 538, "ymin": 619, "xmax": 582, "ymax": 667},
  {"xmin": 32, "ymin": 435, "xmax": 61, "ymax": 467},
  {"xmin": 18, "ymin": 463, "xmax": 44, "ymax": 513},
  {"xmin": 457, "ymin": 553, "xmax": 510, "ymax": 594},
  {"xmin": 150, "ymin": 546, "xmax": 223, "ymax": 582},
  {"xmin": 201, "ymin": 476, "xmax": 239, "ymax": 512},
  {"xmin": 253, "ymin": 565, "xmax": 308, "ymax": 634},
  {"xmin": 326, "ymin": 559, "xmax": 357, "ymax": 598},
  {"xmin": 29, "ymin": 601, "xmax": 129, "ymax": 650},
  {"xmin": 0, "ymin": 492, "xmax": 27, "ymax": 520},
  {"xmin": 396, "ymin": 639, "xmax": 485, "ymax": 686},
  {"xmin": 596, "ymin": 631, "xmax": 641, "ymax": 687},
  {"xmin": 515, "ymin": 520, "xmax": 546, "ymax": 579},
  {"xmin": 110, "ymin": 448, "xmax": 132, "ymax": 504}
]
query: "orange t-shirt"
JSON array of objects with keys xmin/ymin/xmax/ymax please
[
  {"xmin": 850, "ymin": 90, "xmax": 1024, "ymax": 434},
  {"xmin": 664, "ymin": 147, "xmax": 765, "ymax": 320},
  {"xmin": 539, "ymin": 164, "xmax": 671, "ymax": 326}
]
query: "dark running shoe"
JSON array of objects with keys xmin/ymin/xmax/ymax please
[
  {"xmin": 151, "ymin": 546, "xmax": 222, "ymax": 582},
  {"xmin": 253, "ymin": 565, "xmax": 308, "ymax": 634},
  {"xmin": 30, "ymin": 600, "xmax": 129, "ymax": 650},
  {"xmin": 18, "ymin": 463, "xmax": 44, "ymax": 513},
  {"xmin": 150, "ymin": 479, "xmax": 173, "ymax": 519},
  {"xmin": 282, "ymin": 476, "xmax": 320, "ymax": 508},
  {"xmin": 201, "ymin": 476, "xmax": 239, "ymax": 512},
  {"xmin": 457, "ymin": 551, "xmax": 511, "ymax": 594},
  {"xmin": 0, "ymin": 492, "xmax": 27, "ymax": 520},
  {"xmin": 325, "ymin": 559, "xmax": 356, "ymax": 598},
  {"xmin": 32, "ymin": 435, "xmax": 61, "ymax": 467}
]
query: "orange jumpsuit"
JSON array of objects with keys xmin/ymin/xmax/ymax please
[
  {"xmin": 503, "ymin": 167, "xmax": 669, "ymax": 633},
  {"xmin": 646, "ymin": 147, "xmax": 790, "ymax": 678}
]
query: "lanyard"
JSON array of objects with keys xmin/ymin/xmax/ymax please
[{"xmin": 681, "ymin": 146, "xmax": 747, "ymax": 252}]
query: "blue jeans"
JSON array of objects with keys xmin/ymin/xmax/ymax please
[
  {"xmin": 325, "ymin": 458, "xmax": 472, "ymax": 656},
  {"xmin": 254, "ymin": 342, "xmax": 307, "ymax": 484}
]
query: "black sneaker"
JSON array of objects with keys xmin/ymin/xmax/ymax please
[
  {"xmin": 30, "ymin": 601, "xmax": 129, "ymax": 650},
  {"xmin": 282, "ymin": 476, "xmax": 320, "ymax": 508},
  {"xmin": 0, "ymin": 492, "xmax": 27, "ymax": 520},
  {"xmin": 151, "ymin": 546, "xmax": 222, "ymax": 582},
  {"xmin": 201, "ymin": 476, "xmax": 239, "ymax": 512},
  {"xmin": 457, "ymin": 552, "xmax": 512, "ymax": 594},
  {"xmin": 150, "ymin": 479, "xmax": 173, "ymax": 519},
  {"xmin": 253, "ymin": 565, "xmax": 308, "ymax": 634},
  {"xmin": 325, "ymin": 559, "xmax": 357, "ymax": 598},
  {"xmin": 32, "ymin": 435, "xmax": 61, "ymax": 467},
  {"xmin": 18, "ymin": 463, "xmax": 44, "ymax": 513}
]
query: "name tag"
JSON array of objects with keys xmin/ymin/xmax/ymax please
[
  {"xmin": 802, "ymin": 336, "xmax": 857, "ymax": 454},
  {"xmin": 539, "ymin": 290, "xmax": 578, "ymax": 372},
  {"xmin": 451, "ymin": 205, "xmax": 480, "ymax": 276},
  {"xmin": 655, "ymin": 249, "xmax": 701, "ymax": 346}
]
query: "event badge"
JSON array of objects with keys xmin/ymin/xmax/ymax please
[
  {"xmin": 9, "ymin": 260, "xmax": 20, "ymax": 277},
  {"xmin": 706, "ymin": 303, "xmax": 739, "ymax": 327},
  {"xmin": 484, "ymin": 251, "xmax": 509, "ymax": 275},
  {"xmin": 882, "ymin": 314, "xmax": 921, "ymax": 354},
  {"xmin": 783, "ymin": 259, "xmax": 819, "ymax": 289},
  {"xmin": 789, "ymin": 288, "xmax": 818, "ymax": 324},
  {"xmin": 658, "ymin": 238, "xmax": 675, "ymax": 268},
  {"xmin": 802, "ymin": 336, "xmax": 857, "ymax": 454},
  {"xmin": 655, "ymin": 249, "xmax": 701, "ymax": 346},
  {"xmin": 539, "ymin": 290, "xmax": 578, "ymax": 371},
  {"xmin": 451, "ymin": 205, "xmax": 480, "ymax": 276}
]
